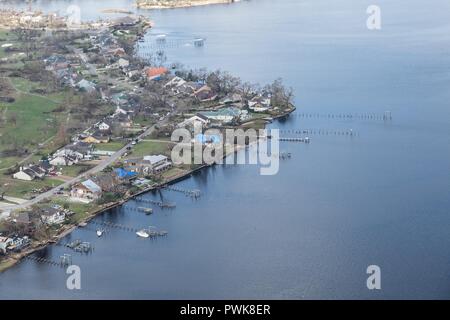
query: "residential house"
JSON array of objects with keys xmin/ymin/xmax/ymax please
[
  {"xmin": 66, "ymin": 141, "xmax": 94, "ymax": 157},
  {"xmin": 192, "ymin": 85, "xmax": 218, "ymax": 102},
  {"xmin": 91, "ymin": 174, "xmax": 119, "ymax": 193},
  {"xmin": 49, "ymin": 154, "xmax": 79, "ymax": 166},
  {"xmin": 39, "ymin": 206, "xmax": 66, "ymax": 225},
  {"xmin": 0, "ymin": 236, "xmax": 13, "ymax": 255},
  {"xmin": 113, "ymin": 113, "xmax": 133, "ymax": 128},
  {"xmin": 27, "ymin": 165, "xmax": 46, "ymax": 179},
  {"xmin": 71, "ymin": 179, "xmax": 102, "ymax": 202},
  {"xmin": 7, "ymin": 235, "xmax": 31, "ymax": 252},
  {"xmin": 13, "ymin": 163, "xmax": 47, "ymax": 181},
  {"xmin": 50, "ymin": 144, "xmax": 89, "ymax": 166},
  {"xmin": 83, "ymin": 132, "xmax": 110, "ymax": 144},
  {"xmin": 164, "ymin": 76, "xmax": 187, "ymax": 95},
  {"xmin": 13, "ymin": 168, "xmax": 36, "ymax": 181},
  {"xmin": 177, "ymin": 81, "xmax": 202, "ymax": 96},
  {"xmin": 177, "ymin": 114, "xmax": 210, "ymax": 129},
  {"xmin": 97, "ymin": 121, "xmax": 111, "ymax": 132},
  {"xmin": 124, "ymin": 155, "xmax": 172, "ymax": 175},
  {"xmin": 118, "ymin": 58, "xmax": 129, "ymax": 69},
  {"xmin": 248, "ymin": 96, "xmax": 271, "ymax": 113},
  {"xmin": 76, "ymin": 79, "xmax": 96, "ymax": 93},
  {"xmin": 114, "ymin": 168, "xmax": 138, "ymax": 182},
  {"xmin": 145, "ymin": 67, "xmax": 168, "ymax": 81},
  {"xmin": 220, "ymin": 93, "xmax": 243, "ymax": 105},
  {"xmin": 199, "ymin": 107, "xmax": 245, "ymax": 124}
]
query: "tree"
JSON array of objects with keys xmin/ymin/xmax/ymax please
[
  {"xmin": 267, "ymin": 78, "xmax": 294, "ymax": 108},
  {"xmin": 206, "ymin": 70, "xmax": 241, "ymax": 95}
]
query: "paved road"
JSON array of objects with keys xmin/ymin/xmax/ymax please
[{"xmin": 0, "ymin": 121, "xmax": 164, "ymax": 214}]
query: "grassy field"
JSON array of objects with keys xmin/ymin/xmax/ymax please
[
  {"xmin": 51, "ymin": 198, "xmax": 96, "ymax": 224},
  {"xmin": 0, "ymin": 76, "xmax": 68, "ymax": 170},
  {"xmin": 59, "ymin": 164, "xmax": 94, "ymax": 177},
  {"xmin": 127, "ymin": 140, "xmax": 174, "ymax": 158},
  {"xmin": 97, "ymin": 141, "xmax": 124, "ymax": 152},
  {"xmin": 0, "ymin": 29, "xmax": 18, "ymax": 59},
  {"xmin": 0, "ymin": 177, "xmax": 63, "ymax": 199},
  {"xmin": 0, "ymin": 93, "xmax": 60, "ymax": 148}
]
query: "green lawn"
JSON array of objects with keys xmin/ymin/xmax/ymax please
[
  {"xmin": 51, "ymin": 198, "xmax": 96, "ymax": 224},
  {"xmin": 0, "ymin": 177, "xmax": 63, "ymax": 199},
  {"xmin": 0, "ymin": 92, "xmax": 62, "ymax": 158},
  {"xmin": 127, "ymin": 140, "xmax": 174, "ymax": 158},
  {"xmin": 59, "ymin": 164, "xmax": 93, "ymax": 177},
  {"xmin": 0, "ymin": 29, "xmax": 18, "ymax": 59},
  {"xmin": 97, "ymin": 141, "xmax": 125, "ymax": 152}
]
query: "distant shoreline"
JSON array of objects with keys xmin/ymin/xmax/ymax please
[{"xmin": 136, "ymin": 0, "xmax": 237, "ymax": 10}]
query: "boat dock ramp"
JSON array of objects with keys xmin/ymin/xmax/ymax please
[
  {"xmin": 279, "ymin": 129, "xmax": 357, "ymax": 136},
  {"xmin": 23, "ymin": 253, "xmax": 73, "ymax": 268},
  {"xmin": 133, "ymin": 196, "xmax": 176, "ymax": 208},
  {"xmin": 295, "ymin": 111, "xmax": 392, "ymax": 121},
  {"xmin": 278, "ymin": 137, "xmax": 311, "ymax": 143},
  {"xmin": 90, "ymin": 220, "xmax": 168, "ymax": 237},
  {"xmin": 162, "ymin": 185, "xmax": 201, "ymax": 198}
]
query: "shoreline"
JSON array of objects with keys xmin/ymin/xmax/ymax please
[
  {"xmin": 136, "ymin": 0, "xmax": 236, "ymax": 10},
  {"xmin": 0, "ymin": 108, "xmax": 295, "ymax": 274}
]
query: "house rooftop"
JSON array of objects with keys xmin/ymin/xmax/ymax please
[{"xmin": 81, "ymin": 179, "xmax": 102, "ymax": 193}]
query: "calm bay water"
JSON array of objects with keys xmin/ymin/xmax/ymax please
[{"xmin": 0, "ymin": 0, "xmax": 449, "ymax": 299}]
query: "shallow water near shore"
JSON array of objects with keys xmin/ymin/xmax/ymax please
[{"xmin": 1, "ymin": 0, "xmax": 450, "ymax": 299}]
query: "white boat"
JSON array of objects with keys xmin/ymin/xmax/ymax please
[
  {"xmin": 136, "ymin": 229, "xmax": 150, "ymax": 238},
  {"xmin": 96, "ymin": 230, "xmax": 104, "ymax": 237}
]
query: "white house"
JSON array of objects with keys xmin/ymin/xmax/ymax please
[
  {"xmin": 124, "ymin": 154, "xmax": 172, "ymax": 175},
  {"xmin": 13, "ymin": 163, "xmax": 49, "ymax": 180},
  {"xmin": 49, "ymin": 154, "xmax": 78, "ymax": 166},
  {"xmin": 177, "ymin": 114, "xmax": 210, "ymax": 128},
  {"xmin": 13, "ymin": 168, "xmax": 36, "ymax": 181},
  {"xmin": 98, "ymin": 121, "xmax": 111, "ymax": 131},
  {"xmin": 40, "ymin": 207, "xmax": 66, "ymax": 225},
  {"xmin": 0, "ymin": 236, "xmax": 13, "ymax": 254},
  {"xmin": 118, "ymin": 58, "xmax": 129, "ymax": 69},
  {"xmin": 70, "ymin": 179, "xmax": 102, "ymax": 203},
  {"xmin": 165, "ymin": 76, "xmax": 186, "ymax": 88}
]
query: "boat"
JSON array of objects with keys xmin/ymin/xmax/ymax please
[
  {"xmin": 96, "ymin": 229, "xmax": 104, "ymax": 237},
  {"xmin": 136, "ymin": 229, "xmax": 150, "ymax": 238},
  {"xmin": 138, "ymin": 207, "xmax": 153, "ymax": 215}
]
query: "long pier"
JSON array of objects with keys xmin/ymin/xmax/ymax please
[
  {"xmin": 91, "ymin": 221, "xmax": 140, "ymax": 233},
  {"xmin": 279, "ymin": 129, "xmax": 358, "ymax": 136},
  {"xmin": 295, "ymin": 112, "xmax": 392, "ymax": 120},
  {"xmin": 278, "ymin": 137, "xmax": 311, "ymax": 143},
  {"xmin": 23, "ymin": 254, "xmax": 72, "ymax": 268},
  {"xmin": 162, "ymin": 185, "xmax": 201, "ymax": 198},
  {"xmin": 133, "ymin": 196, "xmax": 176, "ymax": 208}
]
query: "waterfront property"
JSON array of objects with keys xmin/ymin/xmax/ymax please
[
  {"xmin": 177, "ymin": 114, "xmax": 210, "ymax": 129},
  {"xmin": 38, "ymin": 206, "xmax": 66, "ymax": 225},
  {"xmin": 124, "ymin": 154, "xmax": 172, "ymax": 175},
  {"xmin": 199, "ymin": 107, "xmax": 248, "ymax": 124},
  {"xmin": 70, "ymin": 179, "xmax": 103, "ymax": 203}
]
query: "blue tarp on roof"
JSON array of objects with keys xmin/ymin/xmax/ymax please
[
  {"xmin": 114, "ymin": 168, "xmax": 137, "ymax": 179},
  {"xmin": 195, "ymin": 134, "xmax": 221, "ymax": 144}
]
